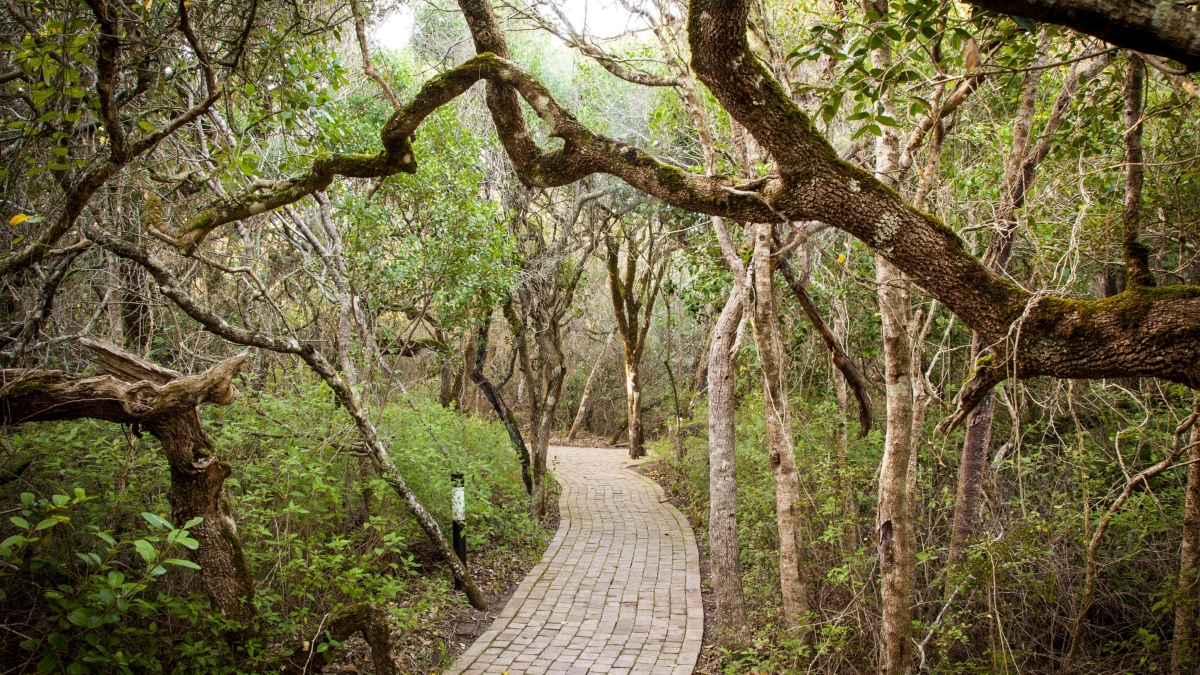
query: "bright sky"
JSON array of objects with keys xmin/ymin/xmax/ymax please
[{"xmin": 372, "ymin": 0, "xmax": 645, "ymax": 51}]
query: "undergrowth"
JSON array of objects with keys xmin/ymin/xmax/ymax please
[
  {"xmin": 0, "ymin": 373, "xmax": 550, "ymax": 674},
  {"xmin": 648, "ymin": 388, "xmax": 1194, "ymax": 674}
]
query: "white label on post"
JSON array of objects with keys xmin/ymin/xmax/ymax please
[{"xmin": 452, "ymin": 486, "xmax": 465, "ymax": 522}]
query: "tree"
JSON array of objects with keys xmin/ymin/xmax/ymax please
[
  {"xmin": 605, "ymin": 211, "xmax": 670, "ymax": 459},
  {"xmin": 0, "ymin": 340, "xmax": 255, "ymax": 620}
]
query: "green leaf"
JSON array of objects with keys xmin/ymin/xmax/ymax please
[
  {"xmin": 9, "ymin": 516, "xmax": 30, "ymax": 530},
  {"xmin": 133, "ymin": 539, "xmax": 157, "ymax": 564},
  {"xmin": 165, "ymin": 558, "xmax": 201, "ymax": 570},
  {"xmin": 141, "ymin": 512, "xmax": 171, "ymax": 530},
  {"xmin": 137, "ymin": 119, "xmax": 155, "ymax": 133},
  {"xmin": 34, "ymin": 518, "xmax": 58, "ymax": 531},
  {"xmin": 1, "ymin": 534, "xmax": 27, "ymax": 550},
  {"xmin": 183, "ymin": 516, "xmax": 204, "ymax": 529},
  {"xmin": 47, "ymin": 632, "xmax": 69, "ymax": 650}
]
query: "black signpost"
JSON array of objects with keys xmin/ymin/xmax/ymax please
[{"xmin": 451, "ymin": 472, "xmax": 466, "ymax": 589}]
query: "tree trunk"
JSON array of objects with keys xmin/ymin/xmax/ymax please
[
  {"xmin": 1172, "ymin": 419, "xmax": 1200, "ymax": 675},
  {"xmin": 749, "ymin": 222, "xmax": 809, "ymax": 630},
  {"xmin": 948, "ymin": 334, "xmax": 995, "ymax": 565},
  {"xmin": 832, "ymin": 288, "xmax": 857, "ymax": 553},
  {"xmin": 145, "ymin": 410, "xmax": 256, "ymax": 621},
  {"xmin": 864, "ymin": 2, "xmax": 917, "ymax": 666},
  {"xmin": 707, "ymin": 271, "xmax": 750, "ymax": 641},
  {"xmin": 624, "ymin": 348, "xmax": 645, "ymax": 459},
  {"xmin": 1122, "ymin": 53, "xmax": 1155, "ymax": 288},
  {"xmin": 876, "ymin": 257, "xmax": 916, "ymax": 675},
  {"xmin": 0, "ymin": 341, "xmax": 257, "ymax": 621},
  {"xmin": 568, "ymin": 330, "xmax": 614, "ymax": 440}
]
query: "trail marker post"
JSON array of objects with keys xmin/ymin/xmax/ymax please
[{"xmin": 451, "ymin": 472, "xmax": 466, "ymax": 590}]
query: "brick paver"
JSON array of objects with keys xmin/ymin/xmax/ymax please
[{"xmin": 443, "ymin": 446, "xmax": 703, "ymax": 675}]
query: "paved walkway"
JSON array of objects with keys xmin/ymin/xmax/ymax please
[{"xmin": 444, "ymin": 445, "xmax": 703, "ymax": 675}]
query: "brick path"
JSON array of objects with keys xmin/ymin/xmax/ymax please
[{"xmin": 444, "ymin": 445, "xmax": 703, "ymax": 675}]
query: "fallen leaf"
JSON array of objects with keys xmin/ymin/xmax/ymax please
[{"xmin": 9, "ymin": 214, "xmax": 29, "ymax": 226}]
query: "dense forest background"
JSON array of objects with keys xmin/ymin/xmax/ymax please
[{"xmin": 2, "ymin": 0, "xmax": 1200, "ymax": 673}]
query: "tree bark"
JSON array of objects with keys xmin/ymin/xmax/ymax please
[
  {"xmin": 605, "ymin": 229, "xmax": 667, "ymax": 459},
  {"xmin": 707, "ymin": 276, "xmax": 750, "ymax": 642},
  {"xmin": 568, "ymin": 330, "xmax": 614, "ymax": 440},
  {"xmin": 1122, "ymin": 54, "xmax": 1155, "ymax": 289},
  {"xmin": 624, "ymin": 353, "xmax": 645, "ymax": 459},
  {"xmin": 963, "ymin": 0, "xmax": 1200, "ymax": 71},
  {"xmin": 1172, "ymin": 416, "xmax": 1200, "ymax": 675},
  {"xmin": 749, "ymin": 222, "xmax": 810, "ymax": 631},
  {"xmin": 863, "ymin": 1, "xmax": 917, "ymax": 669}
]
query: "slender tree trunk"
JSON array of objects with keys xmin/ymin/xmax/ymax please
[
  {"xmin": 948, "ymin": 59, "xmax": 1041, "ymax": 566},
  {"xmin": 568, "ymin": 330, "xmax": 614, "ymax": 440},
  {"xmin": 471, "ymin": 316, "xmax": 533, "ymax": 493},
  {"xmin": 1122, "ymin": 54, "xmax": 1155, "ymax": 288},
  {"xmin": 624, "ymin": 348, "xmax": 645, "ymax": 459},
  {"xmin": 876, "ymin": 257, "xmax": 916, "ymax": 675},
  {"xmin": 831, "ymin": 288, "xmax": 857, "ymax": 553},
  {"xmin": 864, "ymin": 6, "xmax": 917, "ymax": 657},
  {"xmin": 707, "ymin": 264, "xmax": 749, "ymax": 641},
  {"xmin": 949, "ymin": 336, "xmax": 995, "ymax": 565},
  {"xmin": 749, "ymin": 222, "xmax": 809, "ymax": 630},
  {"xmin": 1173, "ymin": 419, "xmax": 1200, "ymax": 675},
  {"xmin": 524, "ymin": 324, "xmax": 566, "ymax": 518}
]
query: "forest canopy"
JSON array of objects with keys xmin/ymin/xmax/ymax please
[{"xmin": 3, "ymin": 0, "xmax": 1200, "ymax": 673}]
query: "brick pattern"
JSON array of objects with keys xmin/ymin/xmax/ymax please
[{"xmin": 443, "ymin": 446, "xmax": 703, "ymax": 675}]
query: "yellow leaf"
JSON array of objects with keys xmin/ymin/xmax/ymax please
[
  {"xmin": 9, "ymin": 214, "xmax": 29, "ymax": 226},
  {"xmin": 837, "ymin": 254, "xmax": 846, "ymax": 264}
]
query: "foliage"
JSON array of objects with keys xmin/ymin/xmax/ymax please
[{"xmin": 0, "ymin": 380, "xmax": 548, "ymax": 673}]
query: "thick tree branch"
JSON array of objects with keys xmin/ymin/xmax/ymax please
[{"xmin": 964, "ymin": 0, "xmax": 1200, "ymax": 72}]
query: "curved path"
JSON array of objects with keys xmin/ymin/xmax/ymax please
[{"xmin": 444, "ymin": 445, "xmax": 703, "ymax": 675}]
